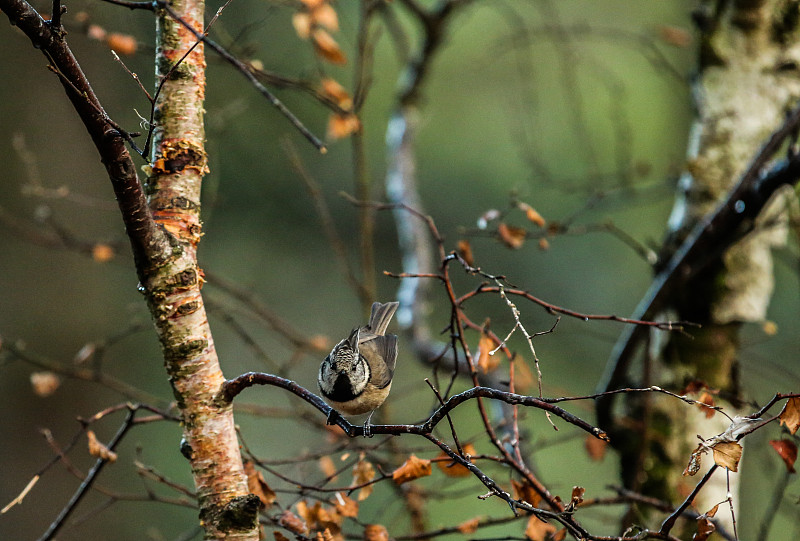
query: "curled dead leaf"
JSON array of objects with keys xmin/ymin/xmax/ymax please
[
  {"xmin": 392, "ymin": 454, "xmax": 432, "ymax": 485},
  {"xmin": 87, "ymin": 430, "xmax": 117, "ymax": 462},
  {"xmin": 244, "ymin": 460, "xmax": 276, "ymax": 508},
  {"xmin": 694, "ymin": 515, "xmax": 716, "ymax": 541},
  {"xmin": 517, "ymin": 202, "xmax": 546, "ymax": 227},
  {"xmin": 327, "ymin": 113, "xmax": 361, "ymax": 140},
  {"xmin": 778, "ymin": 397, "xmax": 800, "ymax": 435},
  {"xmin": 321, "ymin": 78, "xmax": 353, "ymax": 110},
  {"xmin": 311, "ymin": 3, "xmax": 339, "ymax": 32},
  {"xmin": 683, "ymin": 446, "xmax": 704, "ymax": 476}
]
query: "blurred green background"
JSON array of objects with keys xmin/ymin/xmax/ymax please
[{"xmin": 1, "ymin": 1, "xmax": 798, "ymax": 539}]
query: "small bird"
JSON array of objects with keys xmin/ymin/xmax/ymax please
[{"xmin": 318, "ymin": 301, "xmax": 399, "ymax": 433}]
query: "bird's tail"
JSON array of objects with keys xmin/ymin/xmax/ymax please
[{"xmin": 368, "ymin": 302, "xmax": 399, "ymax": 336}]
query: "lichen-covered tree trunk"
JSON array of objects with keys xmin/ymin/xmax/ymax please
[
  {"xmin": 627, "ymin": 0, "xmax": 800, "ymax": 530},
  {"xmin": 145, "ymin": 1, "xmax": 260, "ymax": 538}
]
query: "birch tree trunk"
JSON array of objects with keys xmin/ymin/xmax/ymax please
[{"xmin": 627, "ymin": 0, "xmax": 800, "ymax": 532}]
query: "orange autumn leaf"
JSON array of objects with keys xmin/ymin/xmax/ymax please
[
  {"xmin": 477, "ymin": 332, "xmax": 499, "ymax": 374},
  {"xmin": 517, "ymin": 202, "xmax": 546, "ymax": 227},
  {"xmin": 762, "ymin": 320, "xmax": 778, "ymax": 335},
  {"xmin": 312, "ymin": 29, "xmax": 347, "ymax": 65},
  {"xmin": 511, "ymin": 356, "xmax": 535, "ymax": 393},
  {"xmin": 694, "ymin": 514, "xmax": 716, "ymax": 541},
  {"xmin": 327, "ymin": 113, "xmax": 361, "ymax": 140},
  {"xmin": 525, "ymin": 515, "xmax": 556, "ymax": 541},
  {"xmin": 584, "ymin": 434, "xmax": 607, "ymax": 461},
  {"xmin": 497, "ymin": 222, "xmax": 526, "ymax": 249},
  {"xmin": 244, "ymin": 460, "xmax": 276, "ymax": 508},
  {"xmin": 106, "ymin": 33, "xmax": 137, "ymax": 55},
  {"xmin": 538, "ymin": 237, "xmax": 550, "ymax": 251},
  {"xmin": 457, "ymin": 239, "xmax": 474, "ymax": 266},
  {"xmin": 696, "ymin": 391, "xmax": 716, "ymax": 419},
  {"xmin": 319, "ymin": 455, "xmax": 337, "ymax": 479},
  {"xmin": 333, "ymin": 492, "xmax": 359, "ymax": 518},
  {"xmin": 778, "ymin": 397, "xmax": 800, "ymax": 435},
  {"xmin": 456, "ymin": 517, "xmax": 481, "ymax": 534},
  {"xmin": 87, "ymin": 430, "xmax": 117, "ymax": 462},
  {"xmin": 435, "ymin": 443, "xmax": 476, "ymax": 477},
  {"xmin": 712, "ymin": 441, "xmax": 742, "ymax": 472},
  {"xmin": 311, "ymin": 3, "xmax": 339, "ymax": 32},
  {"xmin": 352, "ymin": 455, "xmax": 375, "ymax": 501},
  {"xmin": 296, "ymin": 500, "xmax": 342, "ymax": 532},
  {"xmin": 87, "ymin": 23, "xmax": 107, "ymax": 41},
  {"xmin": 321, "ymin": 78, "xmax": 353, "ymax": 110},
  {"xmin": 90, "ymin": 243, "xmax": 115, "ymax": 262},
  {"xmin": 392, "ymin": 454, "xmax": 432, "ymax": 485},
  {"xmin": 511, "ymin": 479, "xmax": 541, "ymax": 508},
  {"xmin": 551, "ymin": 530, "xmax": 567, "ymax": 541},
  {"xmin": 274, "ymin": 531, "xmax": 291, "ymax": 541},
  {"xmin": 769, "ymin": 439, "xmax": 797, "ymax": 473},
  {"xmin": 363, "ymin": 524, "xmax": 389, "ymax": 541}
]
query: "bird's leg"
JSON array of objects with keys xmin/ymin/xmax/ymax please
[{"xmin": 363, "ymin": 411, "xmax": 375, "ymax": 438}]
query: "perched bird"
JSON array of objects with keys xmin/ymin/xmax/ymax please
[{"xmin": 318, "ymin": 301, "xmax": 399, "ymax": 432}]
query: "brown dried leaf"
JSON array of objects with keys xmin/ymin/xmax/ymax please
[
  {"xmin": 525, "ymin": 515, "xmax": 556, "ymax": 541},
  {"xmin": 327, "ymin": 113, "xmax": 361, "ymax": 140},
  {"xmin": 778, "ymin": 397, "xmax": 800, "ymax": 435},
  {"xmin": 694, "ymin": 515, "xmax": 716, "ymax": 541},
  {"xmin": 477, "ymin": 333, "xmax": 499, "ymax": 374},
  {"xmin": 551, "ymin": 529, "xmax": 567, "ymax": 541},
  {"xmin": 769, "ymin": 439, "xmax": 797, "ymax": 473},
  {"xmin": 435, "ymin": 443, "xmax": 476, "ymax": 478},
  {"xmin": 497, "ymin": 222, "xmax": 526, "ymax": 249},
  {"xmin": 92, "ymin": 243, "xmax": 115, "ymax": 262},
  {"xmin": 319, "ymin": 455, "xmax": 337, "ymax": 479},
  {"xmin": 696, "ymin": 391, "xmax": 716, "ymax": 419},
  {"xmin": 712, "ymin": 441, "xmax": 742, "ymax": 472},
  {"xmin": 456, "ymin": 517, "xmax": 481, "ymax": 534},
  {"xmin": 352, "ymin": 455, "xmax": 375, "ymax": 501},
  {"xmin": 333, "ymin": 492, "xmax": 358, "ymax": 518},
  {"xmin": 511, "ymin": 479, "xmax": 542, "ymax": 508},
  {"xmin": 87, "ymin": 430, "xmax": 118, "ymax": 462},
  {"xmin": 297, "ymin": 500, "xmax": 342, "ymax": 531},
  {"xmin": 106, "ymin": 33, "xmax": 137, "ymax": 55},
  {"xmin": 512, "ymin": 356, "xmax": 535, "ymax": 393},
  {"xmin": 312, "ymin": 29, "xmax": 347, "ymax": 65},
  {"xmin": 30, "ymin": 371, "xmax": 60, "ymax": 397},
  {"xmin": 457, "ymin": 239, "xmax": 474, "ymax": 266},
  {"xmin": 517, "ymin": 202, "xmax": 546, "ymax": 227},
  {"xmin": 363, "ymin": 524, "xmax": 388, "ymax": 541},
  {"xmin": 392, "ymin": 454, "xmax": 432, "ymax": 485},
  {"xmin": 274, "ymin": 531, "xmax": 291, "ymax": 541},
  {"xmin": 584, "ymin": 434, "xmax": 607, "ymax": 461},
  {"xmin": 244, "ymin": 460, "xmax": 276, "ymax": 508},
  {"xmin": 311, "ymin": 3, "xmax": 338, "ymax": 32},
  {"xmin": 279, "ymin": 510, "xmax": 309, "ymax": 535},
  {"xmin": 680, "ymin": 379, "xmax": 709, "ymax": 396},
  {"xmin": 321, "ymin": 78, "xmax": 352, "ymax": 110},
  {"xmin": 570, "ymin": 486, "xmax": 585, "ymax": 507}
]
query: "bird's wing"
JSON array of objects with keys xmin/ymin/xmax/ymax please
[{"xmin": 360, "ymin": 334, "xmax": 397, "ymax": 389}]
